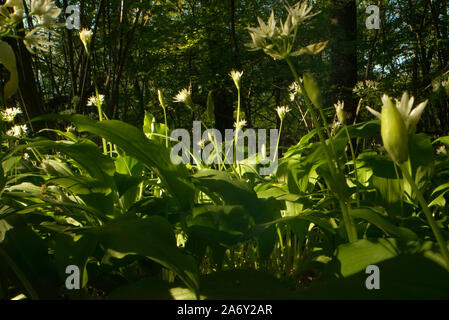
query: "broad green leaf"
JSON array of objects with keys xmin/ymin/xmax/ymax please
[
  {"xmin": 303, "ymin": 73, "xmax": 322, "ymax": 109},
  {"xmin": 301, "ymin": 254, "xmax": 449, "ymax": 299},
  {"xmin": 52, "ymin": 233, "xmax": 97, "ymax": 290},
  {"xmin": 247, "ymin": 210, "xmax": 335, "ymax": 240},
  {"xmin": 333, "ymin": 238, "xmax": 400, "ymax": 277},
  {"xmin": 433, "ymin": 136, "xmax": 449, "ymax": 147},
  {"xmin": 350, "ymin": 208, "xmax": 417, "ymax": 241},
  {"xmin": 193, "ymin": 169, "xmax": 271, "ymax": 223},
  {"xmin": 33, "ymin": 115, "xmax": 195, "ymax": 210},
  {"xmin": 79, "ymin": 216, "xmax": 200, "ymax": 295},
  {"xmin": 48, "ymin": 176, "xmax": 111, "ymax": 195},
  {"xmin": 409, "ymin": 133, "xmax": 435, "ymax": 189}
]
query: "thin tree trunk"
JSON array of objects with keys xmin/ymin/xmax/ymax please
[{"xmin": 329, "ymin": 0, "xmax": 358, "ymax": 123}]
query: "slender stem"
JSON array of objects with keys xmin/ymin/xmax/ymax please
[
  {"xmin": 234, "ymin": 87, "xmax": 242, "ymax": 177},
  {"xmin": 273, "ymin": 118, "xmax": 283, "ymax": 167},
  {"xmin": 340, "ymin": 201, "xmax": 358, "ymax": 242},
  {"xmin": 162, "ymin": 106, "xmax": 168, "ymax": 148},
  {"xmin": 344, "ymin": 125, "xmax": 360, "ymax": 207},
  {"xmin": 399, "ymin": 162, "xmax": 449, "ymax": 269}
]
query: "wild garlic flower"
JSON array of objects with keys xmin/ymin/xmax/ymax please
[
  {"xmin": 6, "ymin": 124, "xmax": 28, "ymax": 137},
  {"xmin": 174, "ymin": 88, "xmax": 194, "ymax": 110},
  {"xmin": 234, "ymin": 119, "xmax": 247, "ymax": 129},
  {"xmin": 276, "ymin": 106, "xmax": 291, "ymax": 121},
  {"xmin": 4, "ymin": 0, "xmax": 24, "ymax": 7},
  {"xmin": 334, "ymin": 101, "xmax": 345, "ymax": 124},
  {"xmin": 247, "ymin": 2, "xmax": 325, "ymax": 60},
  {"xmin": 367, "ymin": 93, "xmax": 428, "ymax": 163},
  {"xmin": 230, "ymin": 70, "xmax": 243, "ymax": 90},
  {"xmin": 289, "ymin": 80, "xmax": 303, "ymax": 101},
  {"xmin": 66, "ymin": 125, "xmax": 76, "ymax": 133},
  {"xmin": 442, "ymin": 78, "xmax": 449, "ymax": 94},
  {"xmin": 285, "ymin": 1, "xmax": 317, "ymax": 26},
  {"xmin": 1, "ymin": 107, "xmax": 22, "ymax": 122},
  {"xmin": 23, "ymin": 28, "xmax": 52, "ymax": 53},
  {"xmin": 79, "ymin": 28, "xmax": 93, "ymax": 54},
  {"xmin": 442, "ymin": 78, "xmax": 449, "ymax": 88},
  {"xmin": 3, "ymin": 0, "xmax": 24, "ymax": 22},
  {"xmin": 353, "ymin": 80, "xmax": 379, "ymax": 94},
  {"xmin": 379, "ymin": 95, "xmax": 409, "ymax": 163},
  {"xmin": 31, "ymin": 0, "xmax": 61, "ymax": 27},
  {"xmin": 87, "ymin": 94, "xmax": 104, "ymax": 107},
  {"xmin": 436, "ymin": 145, "xmax": 447, "ymax": 156},
  {"xmin": 367, "ymin": 92, "xmax": 428, "ymax": 134}
]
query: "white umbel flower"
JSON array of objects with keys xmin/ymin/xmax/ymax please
[
  {"xmin": 173, "ymin": 88, "xmax": 194, "ymax": 110},
  {"xmin": 234, "ymin": 119, "xmax": 247, "ymax": 129},
  {"xmin": 87, "ymin": 94, "xmax": 104, "ymax": 107},
  {"xmin": 79, "ymin": 28, "xmax": 93, "ymax": 54},
  {"xmin": 230, "ymin": 70, "xmax": 243, "ymax": 90},
  {"xmin": 23, "ymin": 28, "xmax": 52, "ymax": 53},
  {"xmin": 31, "ymin": 0, "xmax": 61, "ymax": 27},
  {"xmin": 4, "ymin": 0, "xmax": 24, "ymax": 22},
  {"xmin": 6, "ymin": 124, "xmax": 28, "ymax": 137},
  {"xmin": 276, "ymin": 106, "xmax": 291, "ymax": 121},
  {"xmin": 1, "ymin": 107, "xmax": 22, "ymax": 122}
]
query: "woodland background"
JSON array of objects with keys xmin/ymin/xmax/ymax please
[{"xmin": 4, "ymin": 0, "xmax": 449, "ymax": 140}]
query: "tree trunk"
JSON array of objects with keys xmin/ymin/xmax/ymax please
[
  {"xmin": 5, "ymin": 37, "xmax": 46, "ymax": 132},
  {"xmin": 329, "ymin": 0, "xmax": 358, "ymax": 123}
]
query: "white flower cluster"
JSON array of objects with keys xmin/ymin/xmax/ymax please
[
  {"xmin": 1, "ymin": 0, "xmax": 61, "ymax": 53},
  {"xmin": 276, "ymin": 106, "xmax": 291, "ymax": 121},
  {"xmin": 289, "ymin": 81, "xmax": 302, "ymax": 101},
  {"xmin": 173, "ymin": 88, "xmax": 194, "ymax": 110},
  {"xmin": 353, "ymin": 80, "xmax": 380, "ymax": 94},
  {"xmin": 442, "ymin": 78, "xmax": 449, "ymax": 92},
  {"xmin": 1, "ymin": 107, "xmax": 22, "ymax": 122},
  {"xmin": 247, "ymin": 1, "xmax": 324, "ymax": 60},
  {"xmin": 6, "ymin": 124, "xmax": 28, "ymax": 137},
  {"xmin": 87, "ymin": 94, "xmax": 105, "ymax": 107},
  {"xmin": 230, "ymin": 70, "xmax": 243, "ymax": 90},
  {"xmin": 234, "ymin": 119, "xmax": 247, "ymax": 129}
]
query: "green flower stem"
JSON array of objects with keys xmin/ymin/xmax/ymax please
[
  {"xmin": 344, "ymin": 124, "xmax": 360, "ymax": 207},
  {"xmin": 399, "ymin": 162, "xmax": 449, "ymax": 269},
  {"xmin": 273, "ymin": 118, "xmax": 284, "ymax": 167},
  {"xmin": 286, "ymin": 57, "xmax": 357, "ymax": 242},
  {"xmin": 95, "ymin": 98, "xmax": 108, "ymax": 154},
  {"xmin": 158, "ymin": 95, "xmax": 169, "ymax": 148},
  {"xmin": 340, "ymin": 201, "xmax": 358, "ymax": 243},
  {"xmin": 234, "ymin": 87, "xmax": 242, "ymax": 177}
]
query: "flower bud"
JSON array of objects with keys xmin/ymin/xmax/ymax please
[
  {"xmin": 79, "ymin": 28, "xmax": 93, "ymax": 55},
  {"xmin": 380, "ymin": 95, "xmax": 409, "ymax": 163}
]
